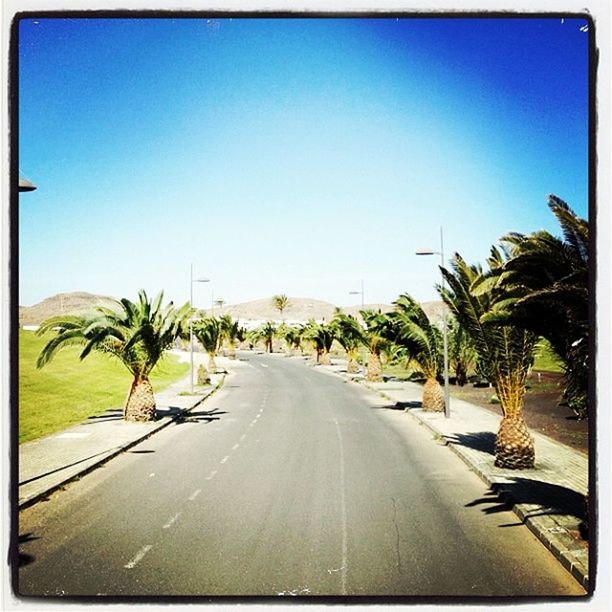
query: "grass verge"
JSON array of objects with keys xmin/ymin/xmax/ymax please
[{"xmin": 18, "ymin": 330, "xmax": 189, "ymax": 444}]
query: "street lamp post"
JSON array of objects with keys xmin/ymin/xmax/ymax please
[
  {"xmin": 349, "ymin": 279, "xmax": 366, "ymax": 373},
  {"xmin": 190, "ymin": 264, "xmax": 210, "ymax": 393},
  {"xmin": 416, "ymin": 227, "xmax": 450, "ymax": 418}
]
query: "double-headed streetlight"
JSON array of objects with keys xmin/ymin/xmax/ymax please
[
  {"xmin": 416, "ymin": 226, "xmax": 450, "ymax": 418},
  {"xmin": 349, "ymin": 279, "xmax": 366, "ymax": 373},
  {"xmin": 190, "ymin": 264, "xmax": 210, "ymax": 393}
]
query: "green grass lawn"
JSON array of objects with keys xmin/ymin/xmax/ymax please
[
  {"xmin": 19, "ymin": 330, "xmax": 189, "ymax": 444},
  {"xmin": 532, "ymin": 338, "xmax": 564, "ymax": 373}
]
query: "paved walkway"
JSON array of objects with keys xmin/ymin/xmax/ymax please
[
  {"xmin": 307, "ymin": 356, "xmax": 590, "ymax": 591},
  {"xmin": 18, "ymin": 352, "xmax": 227, "ymax": 509},
  {"xmin": 18, "ymin": 350, "xmax": 590, "ymax": 591}
]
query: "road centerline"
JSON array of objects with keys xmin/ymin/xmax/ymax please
[{"xmin": 124, "ymin": 545, "xmax": 153, "ymax": 569}]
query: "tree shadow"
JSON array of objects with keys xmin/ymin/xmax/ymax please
[
  {"xmin": 86, "ymin": 409, "xmax": 124, "ymax": 423},
  {"xmin": 466, "ymin": 477, "xmax": 587, "ymax": 535},
  {"xmin": 19, "ymin": 449, "xmax": 120, "ymax": 486},
  {"xmin": 173, "ymin": 409, "xmax": 228, "ymax": 425},
  {"xmin": 370, "ymin": 400, "xmax": 422, "ymax": 411},
  {"xmin": 398, "ymin": 400, "xmax": 422, "ymax": 410},
  {"xmin": 18, "ymin": 533, "xmax": 40, "ymax": 567},
  {"xmin": 445, "ymin": 431, "xmax": 497, "ymax": 455}
]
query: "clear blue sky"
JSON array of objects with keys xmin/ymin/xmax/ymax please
[{"xmin": 18, "ymin": 16, "xmax": 590, "ymax": 308}]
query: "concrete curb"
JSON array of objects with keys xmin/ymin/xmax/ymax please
[
  {"xmin": 309, "ymin": 361, "xmax": 590, "ymax": 591},
  {"xmin": 18, "ymin": 374, "xmax": 226, "ymax": 510}
]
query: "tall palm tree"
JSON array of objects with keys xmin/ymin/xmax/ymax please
[
  {"xmin": 303, "ymin": 320, "xmax": 335, "ymax": 365},
  {"xmin": 359, "ymin": 309, "xmax": 394, "ymax": 382},
  {"xmin": 219, "ymin": 314, "xmax": 240, "ymax": 360},
  {"xmin": 387, "ymin": 294, "xmax": 445, "ymax": 412},
  {"xmin": 272, "ymin": 294, "xmax": 290, "ymax": 321},
  {"xmin": 249, "ymin": 321, "xmax": 277, "ymax": 353},
  {"xmin": 36, "ymin": 290, "xmax": 191, "ymax": 422},
  {"xmin": 440, "ymin": 251, "xmax": 539, "ymax": 469},
  {"xmin": 448, "ymin": 317, "xmax": 477, "ymax": 386},
  {"xmin": 332, "ymin": 312, "xmax": 364, "ymax": 374},
  {"xmin": 277, "ymin": 323, "xmax": 300, "ymax": 356},
  {"xmin": 488, "ymin": 195, "xmax": 589, "ymax": 418},
  {"xmin": 193, "ymin": 316, "xmax": 221, "ymax": 372}
]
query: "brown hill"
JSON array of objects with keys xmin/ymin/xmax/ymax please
[
  {"xmin": 19, "ymin": 292, "xmax": 118, "ymax": 327},
  {"xmin": 20, "ymin": 292, "xmax": 447, "ymax": 327}
]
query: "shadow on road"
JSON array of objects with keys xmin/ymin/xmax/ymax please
[
  {"xmin": 18, "ymin": 533, "xmax": 40, "ymax": 567},
  {"xmin": 371, "ymin": 400, "xmax": 422, "ymax": 411},
  {"xmin": 466, "ymin": 477, "xmax": 587, "ymax": 534},
  {"xmin": 174, "ymin": 409, "xmax": 229, "ymax": 425},
  {"xmin": 445, "ymin": 431, "xmax": 496, "ymax": 455}
]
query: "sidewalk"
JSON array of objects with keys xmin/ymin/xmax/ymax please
[
  {"xmin": 18, "ymin": 352, "xmax": 227, "ymax": 510},
  {"xmin": 311, "ymin": 357, "xmax": 590, "ymax": 591}
]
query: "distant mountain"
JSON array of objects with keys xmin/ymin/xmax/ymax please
[
  {"xmin": 19, "ymin": 292, "xmax": 118, "ymax": 327},
  {"xmin": 20, "ymin": 292, "xmax": 447, "ymax": 327}
]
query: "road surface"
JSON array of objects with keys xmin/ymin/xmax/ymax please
[{"xmin": 18, "ymin": 351, "xmax": 585, "ymax": 598}]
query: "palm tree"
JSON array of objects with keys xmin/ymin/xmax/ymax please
[
  {"xmin": 488, "ymin": 195, "xmax": 589, "ymax": 418},
  {"xmin": 272, "ymin": 294, "xmax": 290, "ymax": 321},
  {"xmin": 303, "ymin": 320, "xmax": 335, "ymax": 365},
  {"xmin": 219, "ymin": 314, "xmax": 240, "ymax": 360},
  {"xmin": 387, "ymin": 294, "xmax": 445, "ymax": 412},
  {"xmin": 359, "ymin": 309, "xmax": 394, "ymax": 382},
  {"xmin": 332, "ymin": 312, "xmax": 364, "ymax": 374},
  {"xmin": 448, "ymin": 317, "xmax": 477, "ymax": 386},
  {"xmin": 36, "ymin": 290, "xmax": 191, "ymax": 422},
  {"xmin": 250, "ymin": 321, "xmax": 277, "ymax": 353},
  {"xmin": 193, "ymin": 316, "xmax": 221, "ymax": 372},
  {"xmin": 440, "ymin": 251, "xmax": 539, "ymax": 469},
  {"xmin": 277, "ymin": 323, "xmax": 300, "ymax": 356}
]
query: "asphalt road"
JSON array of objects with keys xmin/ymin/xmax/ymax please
[{"xmin": 18, "ymin": 351, "xmax": 585, "ymax": 598}]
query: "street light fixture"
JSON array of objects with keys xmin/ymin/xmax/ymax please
[
  {"xmin": 416, "ymin": 227, "xmax": 450, "ymax": 418},
  {"xmin": 190, "ymin": 264, "xmax": 210, "ymax": 393},
  {"xmin": 19, "ymin": 176, "xmax": 36, "ymax": 192}
]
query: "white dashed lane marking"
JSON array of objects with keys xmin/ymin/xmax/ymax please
[
  {"xmin": 220, "ymin": 456, "xmax": 229, "ymax": 464},
  {"xmin": 206, "ymin": 470, "xmax": 218, "ymax": 480},
  {"xmin": 163, "ymin": 512, "xmax": 181, "ymax": 529},
  {"xmin": 189, "ymin": 489, "xmax": 202, "ymax": 500},
  {"xmin": 232, "ymin": 443, "xmax": 240, "ymax": 450},
  {"xmin": 124, "ymin": 545, "xmax": 153, "ymax": 569}
]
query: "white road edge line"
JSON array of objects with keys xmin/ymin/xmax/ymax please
[
  {"xmin": 163, "ymin": 512, "xmax": 181, "ymax": 529},
  {"xmin": 124, "ymin": 545, "xmax": 153, "ymax": 569},
  {"xmin": 189, "ymin": 489, "xmax": 202, "ymax": 500},
  {"xmin": 333, "ymin": 417, "xmax": 349, "ymax": 595}
]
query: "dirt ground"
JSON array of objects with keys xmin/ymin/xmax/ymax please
[{"xmin": 449, "ymin": 371, "xmax": 589, "ymax": 455}]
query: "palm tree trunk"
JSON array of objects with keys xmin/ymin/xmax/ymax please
[
  {"xmin": 227, "ymin": 341, "xmax": 236, "ymax": 360},
  {"xmin": 494, "ymin": 373, "xmax": 535, "ymax": 469},
  {"xmin": 495, "ymin": 415, "xmax": 535, "ymax": 469},
  {"xmin": 366, "ymin": 350, "xmax": 383, "ymax": 382},
  {"xmin": 422, "ymin": 377, "xmax": 445, "ymax": 412},
  {"xmin": 208, "ymin": 351, "xmax": 217, "ymax": 373},
  {"xmin": 320, "ymin": 350, "xmax": 331, "ymax": 365},
  {"xmin": 124, "ymin": 376, "xmax": 156, "ymax": 422},
  {"xmin": 197, "ymin": 364, "xmax": 211, "ymax": 385},
  {"xmin": 347, "ymin": 349, "xmax": 360, "ymax": 373}
]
